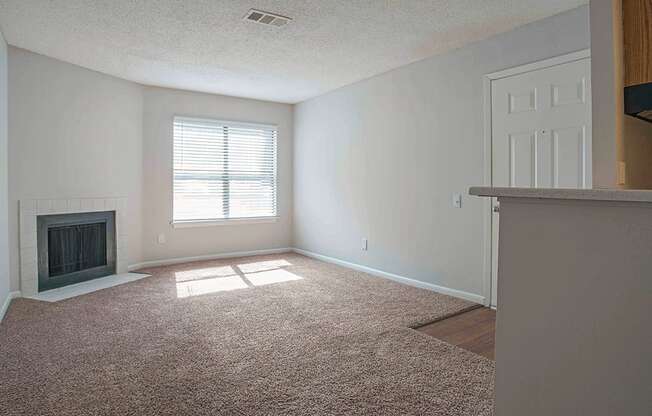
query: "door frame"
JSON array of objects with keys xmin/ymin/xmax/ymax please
[{"xmin": 481, "ymin": 49, "xmax": 592, "ymax": 307}]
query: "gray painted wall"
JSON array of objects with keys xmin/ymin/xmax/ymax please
[
  {"xmin": 0, "ymin": 32, "xmax": 10, "ymax": 305},
  {"xmin": 495, "ymin": 196, "xmax": 651, "ymax": 415},
  {"xmin": 293, "ymin": 6, "xmax": 590, "ymax": 300},
  {"xmin": 141, "ymin": 87, "xmax": 293, "ymax": 263},
  {"xmin": 8, "ymin": 47, "xmax": 144, "ymax": 291}
]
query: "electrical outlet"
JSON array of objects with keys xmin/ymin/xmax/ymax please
[
  {"xmin": 452, "ymin": 193, "xmax": 462, "ymax": 208},
  {"xmin": 362, "ymin": 238, "xmax": 368, "ymax": 251},
  {"xmin": 157, "ymin": 233, "xmax": 166, "ymax": 244}
]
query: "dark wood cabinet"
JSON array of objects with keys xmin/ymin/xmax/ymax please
[{"xmin": 624, "ymin": 0, "xmax": 652, "ymax": 87}]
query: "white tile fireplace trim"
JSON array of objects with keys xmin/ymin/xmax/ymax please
[{"xmin": 19, "ymin": 197, "xmax": 128, "ymax": 298}]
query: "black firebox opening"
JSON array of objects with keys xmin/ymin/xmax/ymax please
[
  {"xmin": 47, "ymin": 222, "xmax": 108, "ymax": 277},
  {"xmin": 37, "ymin": 211, "xmax": 116, "ymax": 292}
]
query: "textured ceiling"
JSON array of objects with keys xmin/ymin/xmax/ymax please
[{"xmin": 0, "ymin": 0, "xmax": 587, "ymax": 103}]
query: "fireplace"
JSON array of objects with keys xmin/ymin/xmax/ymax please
[{"xmin": 37, "ymin": 211, "xmax": 116, "ymax": 292}]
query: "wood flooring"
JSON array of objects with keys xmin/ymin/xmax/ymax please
[{"xmin": 416, "ymin": 307, "xmax": 496, "ymax": 360}]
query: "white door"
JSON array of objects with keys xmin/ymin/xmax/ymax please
[{"xmin": 490, "ymin": 57, "xmax": 592, "ymax": 307}]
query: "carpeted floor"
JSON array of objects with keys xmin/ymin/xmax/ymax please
[{"xmin": 0, "ymin": 253, "xmax": 494, "ymax": 415}]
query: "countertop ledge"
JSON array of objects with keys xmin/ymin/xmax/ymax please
[{"xmin": 469, "ymin": 187, "xmax": 652, "ymax": 203}]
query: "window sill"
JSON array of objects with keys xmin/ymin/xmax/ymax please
[{"xmin": 171, "ymin": 217, "xmax": 279, "ymax": 228}]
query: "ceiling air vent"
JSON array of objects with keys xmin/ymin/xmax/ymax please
[{"xmin": 244, "ymin": 9, "xmax": 291, "ymax": 27}]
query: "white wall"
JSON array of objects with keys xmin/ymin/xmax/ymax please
[
  {"xmin": 0, "ymin": 32, "xmax": 10, "ymax": 309},
  {"xmin": 590, "ymin": 0, "xmax": 620, "ymax": 188},
  {"xmin": 293, "ymin": 6, "xmax": 590, "ymax": 301},
  {"xmin": 8, "ymin": 47, "xmax": 144, "ymax": 291},
  {"xmin": 140, "ymin": 87, "xmax": 293, "ymax": 264}
]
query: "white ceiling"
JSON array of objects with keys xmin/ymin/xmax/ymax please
[{"xmin": 0, "ymin": 0, "xmax": 587, "ymax": 104}]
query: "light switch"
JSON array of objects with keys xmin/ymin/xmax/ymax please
[
  {"xmin": 157, "ymin": 233, "xmax": 166, "ymax": 244},
  {"xmin": 618, "ymin": 161, "xmax": 627, "ymax": 186},
  {"xmin": 452, "ymin": 193, "xmax": 462, "ymax": 208},
  {"xmin": 362, "ymin": 238, "xmax": 368, "ymax": 251}
]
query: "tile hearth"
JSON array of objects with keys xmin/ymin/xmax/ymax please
[{"xmin": 30, "ymin": 272, "xmax": 148, "ymax": 302}]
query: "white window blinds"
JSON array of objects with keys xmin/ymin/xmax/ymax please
[{"xmin": 173, "ymin": 117, "xmax": 278, "ymax": 222}]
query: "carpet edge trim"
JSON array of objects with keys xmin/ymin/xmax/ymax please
[{"xmin": 409, "ymin": 304, "xmax": 483, "ymax": 329}]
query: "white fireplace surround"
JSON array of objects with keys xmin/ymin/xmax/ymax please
[{"xmin": 19, "ymin": 197, "xmax": 128, "ymax": 297}]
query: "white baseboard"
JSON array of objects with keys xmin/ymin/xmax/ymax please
[
  {"xmin": 292, "ymin": 248, "xmax": 485, "ymax": 305},
  {"xmin": 3, "ymin": 246, "xmax": 481, "ymax": 312},
  {"xmin": 129, "ymin": 247, "xmax": 293, "ymax": 271},
  {"xmin": 1, "ymin": 291, "xmax": 22, "ymax": 322},
  {"xmin": 127, "ymin": 246, "xmax": 484, "ymax": 305}
]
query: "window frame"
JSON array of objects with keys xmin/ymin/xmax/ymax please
[{"xmin": 170, "ymin": 115, "xmax": 279, "ymax": 227}]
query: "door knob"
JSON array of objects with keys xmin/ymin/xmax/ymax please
[{"xmin": 493, "ymin": 202, "xmax": 500, "ymax": 213}]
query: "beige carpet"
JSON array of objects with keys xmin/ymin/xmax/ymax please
[{"xmin": 0, "ymin": 253, "xmax": 494, "ymax": 415}]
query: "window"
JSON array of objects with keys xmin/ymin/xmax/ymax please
[{"xmin": 173, "ymin": 117, "xmax": 277, "ymax": 224}]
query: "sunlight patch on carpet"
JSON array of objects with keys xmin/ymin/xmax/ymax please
[
  {"xmin": 246, "ymin": 269, "xmax": 303, "ymax": 287},
  {"xmin": 176, "ymin": 275, "xmax": 249, "ymax": 297},
  {"xmin": 175, "ymin": 266, "xmax": 237, "ymax": 282},
  {"xmin": 175, "ymin": 259, "xmax": 302, "ymax": 297},
  {"xmin": 237, "ymin": 259, "xmax": 293, "ymax": 273}
]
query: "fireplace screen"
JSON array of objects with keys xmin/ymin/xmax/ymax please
[
  {"xmin": 37, "ymin": 211, "xmax": 116, "ymax": 292},
  {"xmin": 48, "ymin": 222, "xmax": 107, "ymax": 277}
]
